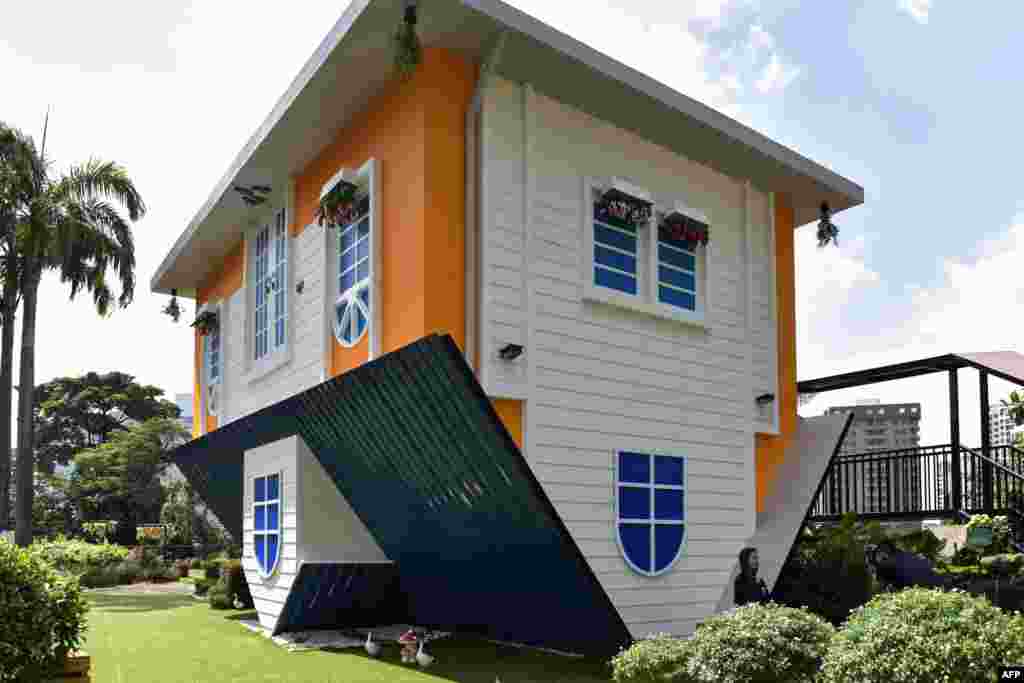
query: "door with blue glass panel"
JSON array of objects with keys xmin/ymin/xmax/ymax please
[
  {"xmin": 615, "ymin": 452, "xmax": 686, "ymax": 576},
  {"xmin": 254, "ymin": 473, "xmax": 282, "ymax": 578}
]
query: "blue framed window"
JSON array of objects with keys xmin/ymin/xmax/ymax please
[
  {"xmin": 253, "ymin": 473, "xmax": 281, "ymax": 578},
  {"xmin": 335, "ymin": 195, "xmax": 371, "ymax": 347},
  {"xmin": 616, "ymin": 451, "xmax": 686, "ymax": 576},
  {"xmin": 206, "ymin": 320, "xmax": 220, "ymax": 386},
  {"xmin": 593, "ymin": 200, "xmax": 639, "ymax": 296},
  {"xmin": 657, "ymin": 232, "xmax": 697, "ymax": 311},
  {"xmin": 253, "ymin": 208, "xmax": 288, "ymax": 361}
]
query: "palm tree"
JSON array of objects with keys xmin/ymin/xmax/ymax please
[
  {"xmin": 0, "ymin": 124, "xmax": 38, "ymax": 530},
  {"xmin": 4, "ymin": 121, "xmax": 144, "ymax": 546}
]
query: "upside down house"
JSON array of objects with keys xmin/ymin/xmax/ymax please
[{"xmin": 153, "ymin": 0, "xmax": 863, "ymax": 656}]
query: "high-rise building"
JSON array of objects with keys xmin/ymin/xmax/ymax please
[
  {"xmin": 175, "ymin": 393, "xmax": 194, "ymax": 435},
  {"xmin": 989, "ymin": 403, "xmax": 1021, "ymax": 446},
  {"xmin": 823, "ymin": 400, "xmax": 922, "ymax": 514}
]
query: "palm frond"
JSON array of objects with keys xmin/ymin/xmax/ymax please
[{"xmin": 56, "ymin": 159, "xmax": 146, "ymax": 222}]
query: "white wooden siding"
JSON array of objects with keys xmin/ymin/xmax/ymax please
[
  {"xmin": 220, "ymin": 221, "xmax": 327, "ymax": 426},
  {"xmin": 479, "ymin": 76, "xmax": 775, "ymax": 638}
]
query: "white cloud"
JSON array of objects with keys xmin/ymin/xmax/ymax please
[
  {"xmin": 899, "ymin": 0, "xmax": 933, "ymax": 24},
  {"xmin": 714, "ymin": 23, "xmax": 802, "ymax": 99},
  {"xmin": 755, "ymin": 53, "xmax": 801, "ymax": 93},
  {"xmin": 798, "ymin": 214, "xmax": 1024, "ymax": 448}
]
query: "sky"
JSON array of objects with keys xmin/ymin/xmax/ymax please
[{"xmin": 2, "ymin": 0, "xmax": 1023, "ymax": 449}]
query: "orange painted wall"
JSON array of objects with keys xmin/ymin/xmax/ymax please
[
  {"xmin": 754, "ymin": 197, "xmax": 798, "ymax": 513},
  {"xmin": 193, "ymin": 240, "xmax": 245, "ymax": 435},
  {"xmin": 292, "ymin": 48, "xmax": 476, "ymax": 378},
  {"xmin": 492, "ymin": 399, "xmax": 523, "ymax": 449}
]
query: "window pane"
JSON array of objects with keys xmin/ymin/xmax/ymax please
[
  {"xmin": 267, "ymin": 474, "xmax": 279, "ymax": 501},
  {"xmin": 654, "ymin": 456, "xmax": 683, "ymax": 486},
  {"xmin": 355, "ymin": 307, "xmax": 367, "ymax": 338},
  {"xmin": 654, "ymin": 489, "xmax": 684, "ymax": 521},
  {"xmin": 659, "ymin": 232, "xmax": 696, "ymax": 251},
  {"xmin": 255, "ymin": 505, "xmax": 265, "ymax": 531},
  {"xmin": 267, "ymin": 503, "xmax": 279, "ymax": 531},
  {"xmin": 255, "ymin": 476, "xmax": 266, "ymax": 503},
  {"xmin": 619, "ymin": 452, "xmax": 650, "ymax": 483},
  {"xmin": 357, "ymin": 259, "xmax": 370, "ymax": 282},
  {"xmin": 336, "ymin": 301, "xmax": 350, "ymax": 336},
  {"xmin": 340, "ymin": 247, "xmax": 355, "ymax": 274},
  {"xmin": 595, "ymin": 267, "xmax": 637, "ymax": 295},
  {"xmin": 357, "ymin": 238, "xmax": 369, "ymax": 263},
  {"xmin": 619, "ymin": 523, "xmax": 651, "ymax": 573},
  {"xmin": 275, "ymin": 317, "xmax": 285, "ymax": 347},
  {"xmin": 619, "ymin": 486, "xmax": 649, "ymax": 520},
  {"xmin": 659, "ymin": 286, "xmax": 695, "ymax": 311},
  {"xmin": 594, "ymin": 224, "xmax": 636, "ymax": 253},
  {"xmin": 658, "ymin": 244, "xmax": 695, "ymax": 271},
  {"xmin": 357, "ymin": 216, "xmax": 370, "ymax": 239},
  {"xmin": 267, "ymin": 535, "xmax": 279, "ymax": 571},
  {"xmin": 658, "ymin": 265, "xmax": 695, "ymax": 292},
  {"xmin": 255, "ymin": 534, "xmax": 265, "ymax": 569},
  {"xmin": 340, "ymin": 225, "xmax": 355, "ymax": 252},
  {"xmin": 358, "ymin": 287, "xmax": 370, "ymax": 310},
  {"xmin": 594, "ymin": 245, "xmax": 636, "ymax": 274},
  {"xmin": 654, "ymin": 524, "xmax": 684, "ymax": 572},
  {"xmin": 340, "ymin": 269, "xmax": 356, "ymax": 294}
]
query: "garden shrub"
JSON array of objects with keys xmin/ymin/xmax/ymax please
[
  {"xmin": 673, "ymin": 604, "xmax": 833, "ymax": 683},
  {"xmin": 966, "ymin": 513, "xmax": 1012, "ymax": 554},
  {"xmin": 204, "ymin": 561, "xmax": 221, "ymax": 581},
  {"xmin": 0, "ymin": 539, "xmax": 90, "ymax": 681},
  {"xmin": 174, "ymin": 559, "xmax": 190, "ymax": 579},
  {"xmin": 773, "ymin": 513, "xmax": 878, "ymax": 625},
  {"xmin": 208, "ymin": 581, "xmax": 233, "ymax": 610},
  {"xmin": 610, "ymin": 633, "xmax": 690, "ymax": 683},
  {"xmin": 194, "ymin": 578, "xmax": 212, "ymax": 597},
  {"xmin": 78, "ymin": 566, "xmax": 121, "ymax": 589},
  {"xmin": 891, "ymin": 528, "xmax": 946, "ymax": 562},
  {"xmin": 29, "ymin": 537, "xmax": 129, "ymax": 575},
  {"xmin": 191, "ymin": 559, "xmax": 205, "ymax": 571},
  {"xmin": 819, "ymin": 587, "xmax": 1024, "ymax": 683},
  {"xmin": 115, "ymin": 560, "xmax": 141, "ymax": 585},
  {"xmin": 224, "ymin": 560, "xmax": 254, "ymax": 609}
]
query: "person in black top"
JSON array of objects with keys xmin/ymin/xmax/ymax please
[{"xmin": 734, "ymin": 547, "xmax": 772, "ymax": 606}]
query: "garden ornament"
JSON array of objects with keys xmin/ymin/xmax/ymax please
[
  {"xmin": 734, "ymin": 547, "xmax": 771, "ymax": 606},
  {"xmin": 416, "ymin": 640, "xmax": 434, "ymax": 668},
  {"xmin": 399, "ymin": 629, "xmax": 418, "ymax": 663},
  {"xmin": 364, "ymin": 632, "xmax": 381, "ymax": 657}
]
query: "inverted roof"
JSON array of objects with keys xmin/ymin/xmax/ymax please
[
  {"xmin": 172, "ymin": 333, "xmax": 631, "ymax": 655},
  {"xmin": 797, "ymin": 351, "xmax": 1024, "ymax": 394},
  {"xmin": 151, "ymin": 0, "xmax": 864, "ymax": 296}
]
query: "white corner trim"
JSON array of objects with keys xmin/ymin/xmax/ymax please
[{"xmin": 582, "ymin": 284, "xmax": 710, "ymax": 330}]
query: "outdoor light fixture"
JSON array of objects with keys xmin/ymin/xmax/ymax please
[
  {"xmin": 756, "ymin": 393, "xmax": 775, "ymax": 405},
  {"xmin": 295, "ymin": 279, "xmax": 305, "ymax": 294},
  {"xmin": 499, "ymin": 343, "xmax": 524, "ymax": 361},
  {"xmin": 234, "ymin": 184, "xmax": 272, "ymax": 207},
  {"xmin": 816, "ymin": 201, "xmax": 839, "ymax": 247}
]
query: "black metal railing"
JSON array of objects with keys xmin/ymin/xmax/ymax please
[{"xmin": 809, "ymin": 443, "xmax": 1024, "ymax": 550}]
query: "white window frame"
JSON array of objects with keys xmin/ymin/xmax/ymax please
[
  {"xmin": 252, "ymin": 471, "xmax": 282, "ymax": 580},
  {"xmin": 244, "ymin": 202, "xmax": 293, "ymax": 384},
  {"xmin": 581, "ymin": 177, "xmax": 710, "ymax": 329},
  {"xmin": 324, "ymin": 158, "xmax": 382, "ymax": 360}
]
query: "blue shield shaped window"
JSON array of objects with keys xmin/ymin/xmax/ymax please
[
  {"xmin": 254, "ymin": 473, "xmax": 282, "ymax": 578},
  {"xmin": 616, "ymin": 452, "xmax": 686, "ymax": 576}
]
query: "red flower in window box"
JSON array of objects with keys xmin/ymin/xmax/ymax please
[{"xmin": 658, "ymin": 212, "xmax": 710, "ymax": 246}]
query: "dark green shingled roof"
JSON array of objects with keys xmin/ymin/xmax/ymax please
[{"xmin": 172, "ymin": 334, "xmax": 631, "ymax": 655}]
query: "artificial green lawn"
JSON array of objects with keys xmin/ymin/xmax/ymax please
[{"xmin": 84, "ymin": 590, "xmax": 613, "ymax": 683}]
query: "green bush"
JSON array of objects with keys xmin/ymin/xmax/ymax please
[
  {"xmin": 29, "ymin": 537, "xmax": 129, "ymax": 575},
  {"xmin": 774, "ymin": 513, "xmax": 878, "ymax": 625},
  {"xmin": 677, "ymin": 604, "xmax": 833, "ymax": 683},
  {"xmin": 115, "ymin": 560, "xmax": 141, "ymax": 585},
  {"xmin": 611, "ymin": 634, "xmax": 690, "ymax": 683},
  {"xmin": 174, "ymin": 559, "xmax": 190, "ymax": 578},
  {"xmin": 194, "ymin": 578, "xmax": 212, "ymax": 596},
  {"xmin": 223, "ymin": 560, "xmax": 253, "ymax": 609},
  {"xmin": 208, "ymin": 582, "xmax": 233, "ymax": 610},
  {"xmin": 191, "ymin": 559, "xmax": 205, "ymax": 571},
  {"xmin": 78, "ymin": 566, "xmax": 121, "ymax": 589},
  {"xmin": 892, "ymin": 528, "xmax": 946, "ymax": 562},
  {"xmin": 0, "ymin": 539, "xmax": 90, "ymax": 681},
  {"xmin": 204, "ymin": 561, "xmax": 221, "ymax": 581},
  {"xmin": 967, "ymin": 514, "xmax": 1012, "ymax": 554},
  {"xmin": 819, "ymin": 588, "xmax": 1024, "ymax": 682}
]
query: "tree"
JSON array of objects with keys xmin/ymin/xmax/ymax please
[
  {"xmin": 33, "ymin": 371, "xmax": 180, "ymax": 473},
  {"xmin": 3, "ymin": 119, "xmax": 145, "ymax": 546},
  {"xmin": 1003, "ymin": 391, "xmax": 1024, "ymax": 428},
  {"xmin": 0, "ymin": 124, "xmax": 36, "ymax": 529},
  {"xmin": 67, "ymin": 417, "xmax": 187, "ymax": 542}
]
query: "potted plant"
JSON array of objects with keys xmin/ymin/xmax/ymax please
[
  {"xmin": 658, "ymin": 209, "xmax": 710, "ymax": 246},
  {"xmin": 191, "ymin": 309, "xmax": 219, "ymax": 337}
]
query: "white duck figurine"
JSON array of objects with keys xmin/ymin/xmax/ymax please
[
  {"xmin": 416, "ymin": 640, "xmax": 435, "ymax": 668},
  {"xmin": 364, "ymin": 632, "xmax": 381, "ymax": 658}
]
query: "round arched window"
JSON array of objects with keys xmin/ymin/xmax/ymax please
[{"xmin": 334, "ymin": 203, "xmax": 370, "ymax": 347}]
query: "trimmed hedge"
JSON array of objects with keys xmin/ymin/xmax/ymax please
[
  {"xmin": 0, "ymin": 539, "xmax": 90, "ymax": 681},
  {"xmin": 819, "ymin": 588, "xmax": 1024, "ymax": 682},
  {"xmin": 29, "ymin": 537, "xmax": 129, "ymax": 575},
  {"xmin": 223, "ymin": 560, "xmax": 253, "ymax": 609}
]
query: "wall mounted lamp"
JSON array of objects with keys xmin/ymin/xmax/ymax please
[{"xmin": 499, "ymin": 343, "xmax": 524, "ymax": 361}]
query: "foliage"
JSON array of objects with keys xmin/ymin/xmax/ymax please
[
  {"xmin": 32, "ymin": 372, "xmax": 180, "ymax": 473},
  {"xmin": 0, "ymin": 538, "xmax": 89, "ymax": 681},
  {"xmin": 966, "ymin": 513, "xmax": 1011, "ymax": 554},
  {"xmin": 610, "ymin": 634, "xmax": 690, "ymax": 683},
  {"xmin": 81, "ymin": 520, "xmax": 118, "ymax": 544},
  {"xmin": 980, "ymin": 553, "xmax": 1024, "ymax": 575},
  {"xmin": 1003, "ymin": 390, "xmax": 1024, "ymax": 427},
  {"xmin": 204, "ymin": 561, "xmax": 221, "ymax": 581},
  {"xmin": 31, "ymin": 473, "xmax": 74, "ymax": 537},
  {"xmin": 160, "ymin": 481, "xmax": 201, "ymax": 545},
  {"xmin": 67, "ymin": 417, "xmax": 188, "ymax": 533},
  {"xmin": 78, "ymin": 565, "xmax": 122, "ymax": 589},
  {"xmin": 891, "ymin": 528, "xmax": 946, "ymax": 562},
  {"xmin": 393, "ymin": 3, "xmax": 422, "ymax": 80},
  {"xmin": 29, "ymin": 536, "xmax": 129, "ymax": 575},
  {"xmin": 773, "ymin": 513, "xmax": 879, "ymax": 625},
  {"xmin": 223, "ymin": 559, "xmax": 253, "ymax": 609},
  {"xmin": 819, "ymin": 588, "xmax": 1024, "ymax": 682},
  {"xmin": 115, "ymin": 559, "xmax": 141, "ymax": 584},
  {"xmin": 207, "ymin": 581, "xmax": 233, "ymax": 610},
  {"xmin": 193, "ymin": 577, "xmax": 212, "ymax": 596},
  {"xmin": 174, "ymin": 559, "xmax": 190, "ymax": 579}
]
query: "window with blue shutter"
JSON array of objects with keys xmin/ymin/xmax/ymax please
[
  {"xmin": 616, "ymin": 451, "xmax": 686, "ymax": 576},
  {"xmin": 254, "ymin": 473, "xmax": 281, "ymax": 577}
]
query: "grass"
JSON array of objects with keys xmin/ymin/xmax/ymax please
[{"xmin": 84, "ymin": 590, "xmax": 613, "ymax": 682}]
